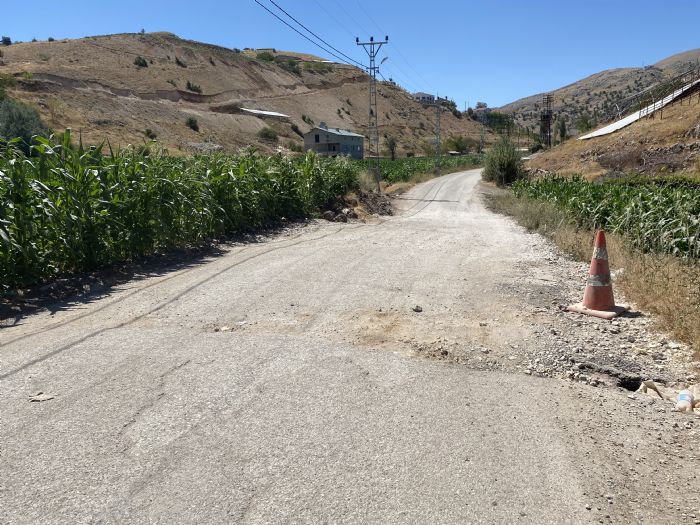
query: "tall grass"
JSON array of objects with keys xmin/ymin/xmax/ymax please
[
  {"xmin": 513, "ymin": 176, "xmax": 700, "ymax": 258},
  {"xmin": 0, "ymin": 132, "xmax": 357, "ymax": 290}
]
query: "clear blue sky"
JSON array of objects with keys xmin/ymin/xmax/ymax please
[{"xmin": 4, "ymin": 0, "xmax": 700, "ymax": 106}]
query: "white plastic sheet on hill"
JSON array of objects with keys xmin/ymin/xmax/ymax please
[{"xmin": 579, "ymin": 79, "xmax": 700, "ymax": 140}]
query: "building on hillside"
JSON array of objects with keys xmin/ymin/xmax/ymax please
[
  {"xmin": 413, "ymin": 92, "xmax": 435, "ymax": 104},
  {"xmin": 303, "ymin": 122, "xmax": 364, "ymax": 159},
  {"xmin": 473, "ymin": 106, "xmax": 492, "ymax": 123}
]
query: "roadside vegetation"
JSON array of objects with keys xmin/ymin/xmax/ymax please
[
  {"xmin": 486, "ymin": 174, "xmax": 700, "ymax": 353},
  {"xmin": 482, "ymin": 137, "xmax": 523, "ymax": 186},
  {"xmin": 359, "ymin": 154, "xmax": 482, "ymax": 185},
  {"xmin": 0, "ymin": 132, "xmax": 358, "ymax": 290}
]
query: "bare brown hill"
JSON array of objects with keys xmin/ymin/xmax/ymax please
[
  {"xmin": 500, "ymin": 48, "xmax": 700, "ymax": 136},
  {"xmin": 526, "ymin": 92, "xmax": 700, "ymax": 179},
  {"xmin": 0, "ymin": 32, "xmax": 487, "ymax": 155}
]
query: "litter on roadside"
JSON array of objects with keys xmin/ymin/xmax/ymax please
[{"xmin": 636, "ymin": 380, "xmax": 700, "ymax": 414}]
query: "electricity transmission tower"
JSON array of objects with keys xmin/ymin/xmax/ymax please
[{"xmin": 356, "ymin": 35, "xmax": 388, "ymax": 192}]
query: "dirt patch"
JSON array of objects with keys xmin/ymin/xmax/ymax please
[{"xmin": 355, "ymin": 190, "xmax": 393, "ymax": 216}]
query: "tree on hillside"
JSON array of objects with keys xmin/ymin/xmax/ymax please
[
  {"xmin": 1, "ymin": 36, "xmax": 11, "ymax": 46},
  {"xmin": 0, "ymin": 98, "xmax": 48, "ymax": 154},
  {"xmin": 476, "ymin": 101, "xmax": 488, "ymax": 109},
  {"xmin": 386, "ymin": 136, "xmax": 397, "ymax": 160},
  {"xmin": 558, "ymin": 119, "xmax": 567, "ymax": 142},
  {"xmin": 575, "ymin": 113, "xmax": 594, "ymax": 133}
]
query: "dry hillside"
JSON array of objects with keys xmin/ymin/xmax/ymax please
[
  {"xmin": 500, "ymin": 48, "xmax": 700, "ymax": 136},
  {"xmin": 0, "ymin": 32, "xmax": 487, "ymax": 155},
  {"xmin": 526, "ymin": 93, "xmax": 700, "ymax": 178}
]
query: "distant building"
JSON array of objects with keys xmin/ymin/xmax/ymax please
[
  {"xmin": 303, "ymin": 122, "xmax": 364, "ymax": 159},
  {"xmin": 413, "ymin": 92, "xmax": 435, "ymax": 104},
  {"xmin": 473, "ymin": 106, "xmax": 492, "ymax": 123}
]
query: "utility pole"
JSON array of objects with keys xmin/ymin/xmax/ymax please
[
  {"xmin": 540, "ymin": 93, "xmax": 553, "ymax": 148},
  {"xmin": 434, "ymin": 98, "xmax": 441, "ymax": 173},
  {"xmin": 425, "ymin": 97, "xmax": 442, "ymax": 173},
  {"xmin": 357, "ymin": 35, "xmax": 388, "ymax": 192}
]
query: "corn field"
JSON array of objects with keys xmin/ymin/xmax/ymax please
[
  {"xmin": 358, "ymin": 154, "xmax": 482, "ymax": 183},
  {"xmin": 0, "ymin": 132, "xmax": 358, "ymax": 289},
  {"xmin": 513, "ymin": 176, "xmax": 700, "ymax": 258}
]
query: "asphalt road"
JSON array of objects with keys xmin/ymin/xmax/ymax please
[{"xmin": 0, "ymin": 169, "xmax": 690, "ymax": 524}]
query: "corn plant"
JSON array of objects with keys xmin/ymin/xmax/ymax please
[
  {"xmin": 0, "ymin": 133, "xmax": 358, "ymax": 290},
  {"xmin": 513, "ymin": 176, "xmax": 700, "ymax": 258}
]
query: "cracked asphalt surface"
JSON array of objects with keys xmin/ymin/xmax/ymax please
[{"xmin": 1, "ymin": 169, "xmax": 698, "ymax": 524}]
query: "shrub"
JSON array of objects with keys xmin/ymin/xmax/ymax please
[
  {"xmin": 186, "ymin": 80, "xmax": 202, "ymax": 93},
  {"xmin": 256, "ymin": 52, "xmax": 274, "ymax": 62},
  {"xmin": 144, "ymin": 128, "xmax": 157, "ymax": 139},
  {"xmin": 175, "ymin": 56, "xmax": 187, "ymax": 68},
  {"xmin": 0, "ymin": 98, "xmax": 48, "ymax": 154},
  {"xmin": 291, "ymin": 123, "xmax": 303, "ymax": 137},
  {"xmin": 48, "ymin": 37, "xmax": 55, "ymax": 42},
  {"xmin": 257, "ymin": 127, "xmax": 278, "ymax": 141},
  {"xmin": 303, "ymin": 61, "xmax": 332, "ymax": 73},
  {"xmin": 233, "ymin": 48, "xmax": 241, "ymax": 53},
  {"xmin": 286, "ymin": 140, "xmax": 303, "ymax": 153},
  {"xmin": 1, "ymin": 36, "xmax": 11, "ymax": 46},
  {"xmin": 186, "ymin": 117, "xmax": 199, "ymax": 131},
  {"xmin": 134, "ymin": 56, "xmax": 148, "ymax": 68},
  {"xmin": 277, "ymin": 58, "xmax": 300, "ymax": 75},
  {"xmin": 0, "ymin": 73, "xmax": 17, "ymax": 101},
  {"xmin": 482, "ymin": 137, "xmax": 523, "ymax": 186},
  {"xmin": 167, "ymin": 79, "xmax": 177, "ymax": 87}
]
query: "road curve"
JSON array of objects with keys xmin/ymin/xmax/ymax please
[{"xmin": 0, "ymin": 169, "xmax": 678, "ymax": 523}]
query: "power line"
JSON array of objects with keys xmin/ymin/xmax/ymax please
[
  {"xmin": 252, "ymin": 0, "xmax": 365, "ymax": 68},
  {"xmin": 265, "ymin": 0, "xmax": 366, "ymax": 69},
  {"xmin": 352, "ymin": 0, "xmax": 435, "ymax": 91},
  {"xmin": 311, "ymin": 0, "xmax": 357, "ymax": 40}
]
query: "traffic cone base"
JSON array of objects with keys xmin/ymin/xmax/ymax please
[
  {"xmin": 566, "ymin": 230, "xmax": 629, "ymax": 320},
  {"xmin": 565, "ymin": 302, "xmax": 629, "ymax": 321}
]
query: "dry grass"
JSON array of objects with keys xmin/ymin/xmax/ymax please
[
  {"xmin": 526, "ymin": 97, "xmax": 700, "ymax": 179},
  {"xmin": 486, "ymin": 190, "xmax": 700, "ymax": 355}
]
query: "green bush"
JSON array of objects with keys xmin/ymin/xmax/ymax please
[
  {"xmin": 482, "ymin": 137, "xmax": 523, "ymax": 186},
  {"xmin": 0, "ymin": 98, "xmax": 47, "ymax": 154},
  {"xmin": 257, "ymin": 127, "xmax": 278, "ymax": 141},
  {"xmin": 134, "ymin": 56, "xmax": 148, "ymax": 68},
  {"xmin": 291, "ymin": 123, "xmax": 303, "ymax": 137},
  {"xmin": 48, "ymin": 37, "xmax": 55, "ymax": 42},
  {"xmin": 303, "ymin": 61, "xmax": 332, "ymax": 74},
  {"xmin": 186, "ymin": 80, "xmax": 202, "ymax": 93},
  {"xmin": 277, "ymin": 58, "xmax": 300, "ymax": 75},
  {"xmin": 186, "ymin": 117, "xmax": 199, "ymax": 132},
  {"xmin": 175, "ymin": 56, "xmax": 187, "ymax": 68},
  {"xmin": 0, "ymin": 73, "xmax": 17, "ymax": 101},
  {"xmin": 286, "ymin": 140, "xmax": 303, "ymax": 153},
  {"xmin": 1, "ymin": 36, "xmax": 11, "ymax": 46},
  {"xmin": 256, "ymin": 52, "xmax": 274, "ymax": 62},
  {"xmin": 144, "ymin": 128, "xmax": 157, "ymax": 139}
]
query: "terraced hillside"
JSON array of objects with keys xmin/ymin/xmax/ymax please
[{"xmin": 0, "ymin": 32, "xmax": 486, "ymax": 154}]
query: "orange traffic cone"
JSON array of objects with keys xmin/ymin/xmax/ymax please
[{"xmin": 566, "ymin": 231, "xmax": 629, "ymax": 320}]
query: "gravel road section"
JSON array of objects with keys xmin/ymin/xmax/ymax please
[{"xmin": 1, "ymin": 169, "xmax": 699, "ymax": 524}]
